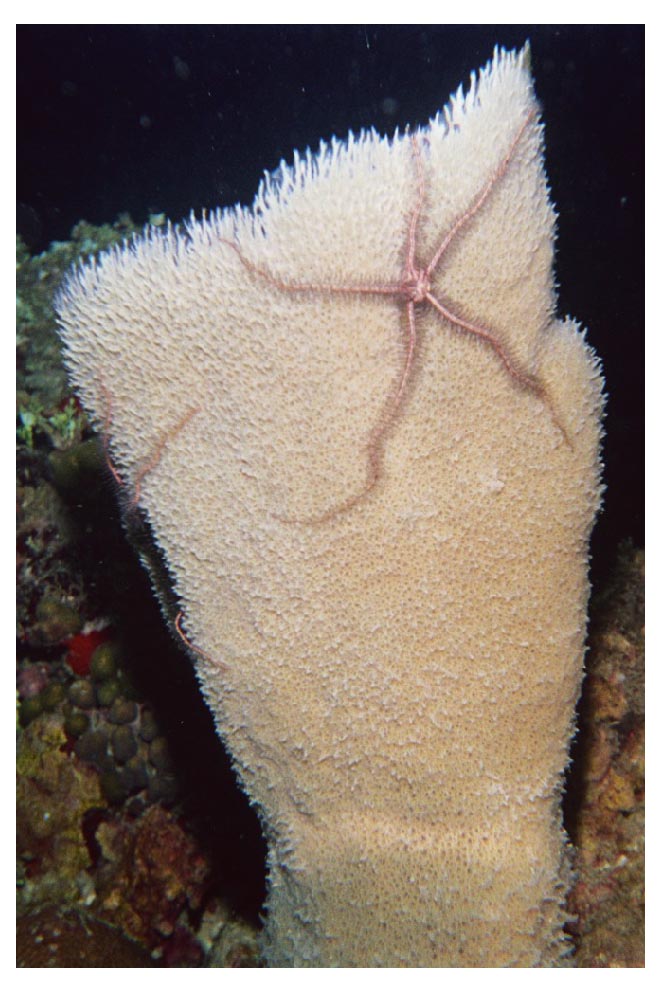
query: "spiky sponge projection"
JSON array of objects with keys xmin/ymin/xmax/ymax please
[{"xmin": 56, "ymin": 47, "xmax": 604, "ymax": 966}]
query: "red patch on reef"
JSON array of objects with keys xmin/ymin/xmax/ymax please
[
  {"xmin": 59, "ymin": 394, "xmax": 83, "ymax": 414},
  {"xmin": 66, "ymin": 629, "xmax": 111, "ymax": 675},
  {"xmin": 161, "ymin": 925, "xmax": 203, "ymax": 968}
]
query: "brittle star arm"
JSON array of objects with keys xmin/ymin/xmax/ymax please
[
  {"xmin": 220, "ymin": 238, "xmax": 403, "ymax": 298},
  {"xmin": 132, "ymin": 406, "xmax": 201, "ymax": 505},
  {"xmin": 425, "ymin": 108, "xmax": 535, "ymax": 278},
  {"xmin": 406, "ymin": 133, "xmax": 427, "ymax": 276},
  {"xmin": 394, "ymin": 301, "xmax": 417, "ymax": 410},
  {"xmin": 98, "ymin": 380, "xmax": 127, "ymax": 489},
  {"xmin": 424, "ymin": 289, "xmax": 570, "ymax": 445},
  {"xmin": 425, "ymin": 291, "xmax": 539, "ymax": 392},
  {"xmin": 97, "ymin": 378, "xmax": 201, "ymax": 506}
]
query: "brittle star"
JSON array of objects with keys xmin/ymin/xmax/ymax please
[{"xmin": 224, "ymin": 107, "xmax": 569, "ymax": 523}]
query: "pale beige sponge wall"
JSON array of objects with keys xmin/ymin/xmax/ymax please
[{"xmin": 56, "ymin": 46, "xmax": 604, "ymax": 966}]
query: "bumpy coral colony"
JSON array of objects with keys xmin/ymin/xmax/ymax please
[{"xmin": 55, "ymin": 48, "xmax": 604, "ymax": 966}]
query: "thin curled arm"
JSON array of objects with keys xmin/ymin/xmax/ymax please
[
  {"xmin": 425, "ymin": 290, "xmax": 570, "ymax": 446},
  {"xmin": 133, "ymin": 406, "xmax": 202, "ymax": 505},
  {"xmin": 406, "ymin": 133, "xmax": 427, "ymax": 275},
  {"xmin": 174, "ymin": 611, "xmax": 226, "ymax": 671},
  {"xmin": 425, "ymin": 292, "xmax": 538, "ymax": 390},
  {"xmin": 97, "ymin": 378, "xmax": 202, "ymax": 506},
  {"xmin": 98, "ymin": 380, "xmax": 126, "ymax": 489},
  {"xmin": 278, "ymin": 297, "xmax": 419, "ymax": 527},
  {"xmin": 220, "ymin": 238, "xmax": 402, "ymax": 298},
  {"xmin": 426, "ymin": 109, "xmax": 536, "ymax": 278}
]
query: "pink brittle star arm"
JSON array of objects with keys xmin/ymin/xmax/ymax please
[
  {"xmin": 174, "ymin": 610, "xmax": 226, "ymax": 671},
  {"xmin": 220, "ymin": 238, "xmax": 404, "ymax": 298},
  {"xmin": 98, "ymin": 380, "xmax": 127, "ymax": 489},
  {"xmin": 220, "ymin": 107, "xmax": 567, "ymax": 523},
  {"xmin": 220, "ymin": 133, "xmax": 425, "ymax": 446},
  {"xmin": 412, "ymin": 110, "xmax": 540, "ymax": 396},
  {"xmin": 425, "ymin": 291, "xmax": 539, "ymax": 392},
  {"xmin": 358, "ymin": 119, "xmax": 542, "ymax": 439},
  {"xmin": 97, "ymin": 378, "xmax": 202, "ymax": 507},
  {"xmin": 389, "ymin": 132, "xmax": 430, "ymax": 413},
  {"xmin": 132, "ymin": 405, "xmax": 202, "ymax": 505},
  {"xmin": 218, "ymin": 235, "xmax": 419, "ymax": 522},
  {"xmin": 425, "ymin": 109, "xmax": 535, "ymax": 279},
  {"xmin": 412, "ymin": 112, "xmax": 570, "ymax": 441}
]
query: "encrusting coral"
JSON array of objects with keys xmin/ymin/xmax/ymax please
[
  {"xmin": 55, "ymin": 47, "xmax": 604, "ymax": 966},
  {"xmin": 16, "ymin": 219, "xmax": 263, "ymax": 967}
]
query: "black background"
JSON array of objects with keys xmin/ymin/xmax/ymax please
[{"xmin": 17, "ymin": 22, "xmax": 644, "ymax": 584}]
